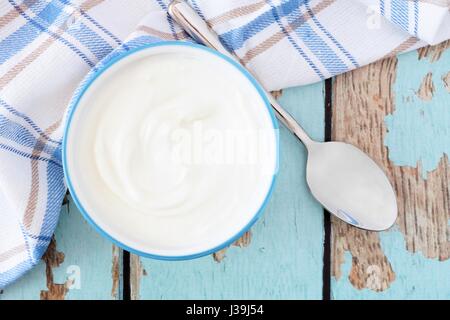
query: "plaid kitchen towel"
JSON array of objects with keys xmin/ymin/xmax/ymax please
[{"xmin": 0, "ymin": 0, "xmax": 449, "ymax": 289}]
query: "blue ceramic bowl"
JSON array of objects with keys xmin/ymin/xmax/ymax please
[{"xmin": 62, "ymin": 41, "xmax": 279, "ymax": 260}]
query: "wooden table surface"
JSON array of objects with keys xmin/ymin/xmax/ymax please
[{"xmin": 1, "ymin": 41, "xmax": 449, "ymax": 300}]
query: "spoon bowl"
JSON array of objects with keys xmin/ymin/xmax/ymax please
[{"xmin": 306, "ymin": 142, "xmax": 397, "ymax": 230}]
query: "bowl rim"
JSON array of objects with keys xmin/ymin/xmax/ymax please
[{"xmin": 62, "ymin": 41, "xmax": 279, "ymax": 261}]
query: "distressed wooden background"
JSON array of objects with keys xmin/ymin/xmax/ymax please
[{"xmin": 1, "ymin": 41, "xmax": 449, "ymax": 300}]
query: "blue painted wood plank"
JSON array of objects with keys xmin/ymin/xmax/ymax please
[
  {"xmin": 331, "ymin": 43, "xmax": 450, "ymax": 299},
  {"xmin": 0, "ymin": 197, "xmax": 120, "ymax": 300},
  {"xmin": 132, "ymin": 83, "xmax": 326, "ymax": 299},
  {"xmin": 333, "ymin": 230, "xmax": 450, "ymax": 299}
]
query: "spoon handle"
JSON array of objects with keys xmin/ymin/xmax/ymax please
[{"xmin": 168, "ymin": 0, "xmax": 313, "ymax": 147}]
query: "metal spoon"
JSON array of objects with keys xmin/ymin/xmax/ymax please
[{"xmin": 168, "ymin": 0, "xmax": 398, "ymax": 231}]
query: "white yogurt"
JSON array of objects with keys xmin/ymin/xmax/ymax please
[{"xmin": 65, "ymin": 44, "xmax": 278, "ymax": 257}]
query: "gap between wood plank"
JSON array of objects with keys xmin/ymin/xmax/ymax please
[
  {"xmin": 122, "ymin": 250, "xmax": 131, "ymax": 300},
  {"xmin": 322, "ymin": 78, "xmax": 333, "ymax": 300}
]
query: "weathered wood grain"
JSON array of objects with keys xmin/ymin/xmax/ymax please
[
  {"xmin": 418, "ymin": 40, "xmax": 450, "ymax": 62},
  {"xmin": 331, "ymin": 57, "xmax": 398, "ymax": 292},
  {"xmin": 40, "ymin": 237, "xmax": 70, "ymax": 300},
  {"xmin": 111, "ymin": 245, "xmax": 122, "ymax": 299},
  {"xmin": 130, "ymin": 254, "xmax": 143, "ymax": 300},
  {"xmin": 443, "ymin": 72, "xmax": 450, "ymax": 92},
  {"xmin": 331, "ymin": 42, "xmax": 450, "ymax": 298},
  {"xmin": 212, "ymin": 231, "xmax": 252, "ymax": 263},
  {"xmin": 130, "ymin": 84, "xmax": 326, "ymax": 299},
  {"xmin": 417, "ymin": 72, "xmax": 435, "ymax": 101}
]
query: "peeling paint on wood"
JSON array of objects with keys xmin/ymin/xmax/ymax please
[
  {"xmin": 130, "ymin": 254, "xmax": 144, "ymax": 300},
  {"xmin": 443, "ymin": 72, "xmax": 450, "ymax": 92},
  {"xmin": 332, "ymin": 56, "xmax": 399, "ymax": 290},
  {"xmin": 212, "ymin": 248, "xmax": 227, "ymax": 262},
  {"xmin": 213, "ymin": 231, "xmax": 252, "ymax": 262},
  {"xmin": 111, "ymin": 246, "xmax": 120, "ymax": 299},
  {"xmin": 1, "ymin": 196, "xmax": 121, "ymax": 299},
  {"xmin": 40, "ymin": 237, "xmax": 70, "ymax": 300},
  {"xmin": 418, "ymin": 40, "xmax": 450, "ymax": 62},
  {"xmin": 385, "ymin": 57, "xmax": 450, "ymax": 177},
  {"xmin": 416, "ymin": 72, "xmax": 434, "ymax": 101},
  {"xmin": 332, "ymin": 227, "xmax": 396, "ymax": 292},
  {"xmin": 233, "ymin": 231, "xmax": 252, "ymax": 247},
  {"xmin": 332, "ymin": 42, "xmax": 450, "ymax": 296},
  {"xmin": 394, "ymin": 156, "xmax": 449, "ymax": 261},
  {"xmin": 271, "ymin": 89, "xmax": 283, "ymax": 99}
]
